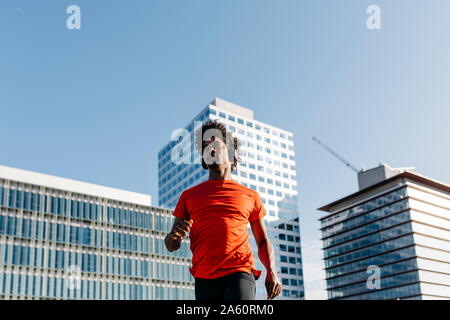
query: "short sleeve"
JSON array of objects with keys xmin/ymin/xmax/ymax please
[
  {"xmin": 249, "ymin": 192, "xmax": 266, "ymax": 222},
  {"xmin": 173, "ymin": 191, "xmax": 190, "ymax": 220}
]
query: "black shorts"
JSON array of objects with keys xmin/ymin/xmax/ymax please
[{"xmin": 194, "ymin": 271, "xmax": 256, "ymax": 300}]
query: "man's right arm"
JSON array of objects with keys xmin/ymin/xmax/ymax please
[{"xmin": 164, "ymin": 217, "xmax": 193, "ymax": 252}]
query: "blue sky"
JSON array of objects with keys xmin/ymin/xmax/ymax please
[{"xmin": 1, "ymin": 1, "xmax": 449, "ymax": 299}]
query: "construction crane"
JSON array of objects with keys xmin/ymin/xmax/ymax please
[{"xmin": 312, "ymin": 136, "xmax": 361, "ymax": 173}]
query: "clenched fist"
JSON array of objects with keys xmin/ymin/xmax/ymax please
[{"xmin": 169, "ymin": 218, "xmax": 193, "ymax": 240}]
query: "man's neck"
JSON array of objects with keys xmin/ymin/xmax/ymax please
[{"xmin": 208, "ymin": 166, "xmax": 233, "ymax": 181}]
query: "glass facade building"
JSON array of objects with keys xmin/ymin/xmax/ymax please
[
  {"xmin": 0, "ymin": 165, "xmax": 194, "ymax": 300},
  {"xmin": 158, "ymin": 98, "xmax": 304, "ymax": 299},
  {"xmin": 319, "ymin": 164, "xmax": 450, "ymax": 300}
]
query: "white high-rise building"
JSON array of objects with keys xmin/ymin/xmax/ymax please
[{"xmin": 158, "ymin": 98, "xmax": 305, "ymax": 299}]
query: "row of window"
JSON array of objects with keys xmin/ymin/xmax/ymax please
[
  {"xmin": 279, "ymin": 244, "xmax": 301, "ymax": 254},
  {"xmin": 321, "ymin": 187, "xmax": 408, "ymax": 229},
  {"xmin": 0, "ymin": 214, "xmax": 191, "ymax": 258},
  {"xmin": 281, "ymin": 278, "xmax": 304, "ymax": 288},
  {"xmin": 238, "ymin": 171, "xmax": 296, "ymax": 186},
  {"xmin": 0, "ymin": 272, "xmax": 194, "ymax": 300},
  {"xmin": 324, "ymin": 234, "xmax": 415, "ymax": 268},
  {"xmin": 322, "ymin": 199, "xmax": 410, "ymax": 240},
  {"xmin": 1, "ymin": 187, "xmax": 174, "ymax": 233},
  {"xmin": 240, "ymin": 165, "xmax": 296, "ymax": 180},
  {"xmin": 326, "ymin": 258, "xmax": 418, "ymax": 290},
  {"xmin": 241, "ymin": 150, "xmax": 295, "ymax": 162},
  {"xmin": 280, "ymin": 267, "xmax": 302, "ymax": 276},
  {"xmin": 246, "ymin": 140, "xmax": 293, "ymax": 152},
  {"xmin": 323, "ymin": 214, "xmax": 413, "ymax": 258},
  {"xmin": 325, "ymin": 246, "xmax": 416, "ymax": 279},
  {"xmin": 336, "ymin": 283, "xmax": 421, "ymax": 300},
  {"xmin": 281, "ymin": 289, "xmax": 304, "ymax": 298},
  {"xmin": 209, "ymin": 108, "xmax": 293, "ymax": 141},
  {"xmin": 241, "ymin": 162, "xmax": 296, "ymax": 175},
  {"xmin": 0, "ymin": 243, "xmax": 193, "ymax": 282},
  {"xmin": 278, "ymin": 234, "xmax": 300, "ymax": 243},
  {"xmin": 322, "ymin": 202, "xmax": 410, "ymax": 247},
  {"xmin": 277, "ymin": 222, "xmax": 299, "ymax": 232},
  {"xmin": 329, "ymin": 270, "xmax": 420, "ymax": 299},
  {"xmin": 280, "ymin": 255, "xmax": 302, "ymax": 264}
]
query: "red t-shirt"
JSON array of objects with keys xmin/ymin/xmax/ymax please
[{"xmin": 173, "ymin": 179, "xmax": 266, "ymax": 280}]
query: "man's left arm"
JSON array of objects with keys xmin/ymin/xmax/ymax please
[{"xmin": 250, "ymin": 218, "xmax": 282, "ymax": 300}]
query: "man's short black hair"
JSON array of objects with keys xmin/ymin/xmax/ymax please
[{"xmin": 194, "ymin": 119, "xmax": 242, "ymax": 172}]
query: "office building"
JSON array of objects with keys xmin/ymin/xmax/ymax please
[
  {"xmin": 318, "ymin": 164, "xmax": 450, "ymax": 300},
  {"xmin": 158, "ymin": 98, "xmax": 304, "ymax": 299},
  {"xmin": 0, "ymin": 165, "xmax": 194, "ymax": 300}
]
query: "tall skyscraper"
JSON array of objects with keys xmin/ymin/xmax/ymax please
[
  {"xmin": 318, "ymin": 164, "xmax": 450, "ymax": 300},
  {"xmin": 0, "ymin": 165, "xmax": 194, "ymax": 300},
  {"xmin": 158, "ymin": 98, "xmax": 304, "ymax": 299}
]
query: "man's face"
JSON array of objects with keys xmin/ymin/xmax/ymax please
[{"xmin": 203, "ymin": 135, "xmax": 232, "ymax": 170}]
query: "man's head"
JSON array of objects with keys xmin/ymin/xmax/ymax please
[{"xmin": 195, "ymin": 119, "xmax": 241, "ymax": 172}]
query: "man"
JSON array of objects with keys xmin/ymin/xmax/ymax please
[{"xmin": 164, "ymin": 119, "xmax": 282, "ymax": 300}]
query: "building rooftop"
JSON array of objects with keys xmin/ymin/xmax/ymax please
[
  {"xmin": 210, "ymin": 97, "xmax": 254, "ymax": 119},
  {"xmin": 357, "ymin": 163, "xmax": 416, "ymax": 190},
  {"xmin": 318, "ymin": 163, "xmax": 450, "ymax": 213},
  {"xmin": 0, "ymin": 164, "xmax": 152, "ymax": 206}
]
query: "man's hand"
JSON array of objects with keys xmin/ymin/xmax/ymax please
[
  {"xmin": 265, "ymin": 271, "xmax": 282, "ymax": 300},
  {"xmin": 165, "ymin": 218, "xmax": 193, "ymax": 252},
  {"xmin": 171, "ymin": 219, "xmax": 193, "ymax": 239}
]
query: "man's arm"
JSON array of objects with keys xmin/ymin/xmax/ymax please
[
  {"xmin": 164, "ymin": 217, "xmax": 192, "ymax": 252},
  {"xmin": 250, "ymin": 217, "xmax": 282, "ymax": 300}
]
